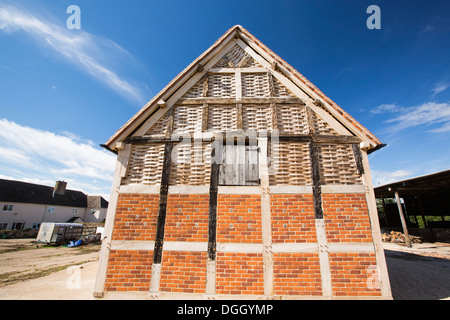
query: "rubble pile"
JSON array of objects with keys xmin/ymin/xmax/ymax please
[{"xmin": 381, "ymin": 231, "xmax": 424, "ymax": 244}]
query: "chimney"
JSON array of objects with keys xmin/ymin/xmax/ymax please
[{"xmin": 53, "ymin": 181, "xmax": 67, "ymax": 197}]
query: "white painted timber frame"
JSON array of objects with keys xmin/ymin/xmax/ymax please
[
  {"xmin": 93, "ymin": 143, "xmax": 132, "ymax": 297},
  {"xmin": 117, "ymin": 184, "xmax": 366, "ymax": 195},
  {"xmin": 109, "ymin": 240, "xmax": 375, "ymax": 254},
  {"xmin": 258, "ymin": 137, "xmax": 274, "ymax": 296},
  {"xmin": 360, "ymin": 147, "xmax": 392, "ymax": 298}
]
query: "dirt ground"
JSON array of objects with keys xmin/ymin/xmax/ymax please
[
  {"xmin": 0, "ymin": 239, "xmax": 99, "ymax": 290},
  {"xmin": 383, "ymin": 242, "xmax": 450, "ymax": 300},
  {"xmin": 0, "ymin": 239, "xmax": 448, "ymax": 300}
]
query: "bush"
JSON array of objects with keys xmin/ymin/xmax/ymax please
[{"xmin": 0, "ymin": 229, "xmax": 38, "ymax": 239}]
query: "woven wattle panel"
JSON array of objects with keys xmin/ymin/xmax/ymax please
[
  {"xmin": 184, "ymin": 80, "xmax": 204, "ymax": 99},
  {"xmin": 312, "ymin": 113, "xmax": 338, "ymax": 135},
  {"xmin": 170, "ymin": 142, "xmax": 212, "ymax": 185},
  {"xmin": 225, "ymin": 44, "xmax": 246, "ymax": 66},
  {"xmin": 277, "ymin": 104, "xmax": 309, "ymax": 134},
  {"xmin": 245, "ymin": 57, "xmax": 262, "ymax": 68},
  {"xmin": 272, "ymin": 77, "xmax": 296, "ymax": 98},
  {"xmin": 213, "ymin": 43, "xmax": 263, "ymax": 68},
  {"xmin": 145, "ymin": 112, "xmax": 169, "ymax": 135},
  {"xmin": 242, "ymin": 73, "xmax": 270, "ymax": 98},
  {"xmin": 318, "ymin": 144, "xmax": 362, "ymax": 185},
  {"xmin": 242, "ymin": 104, "xmax": 273, "ymax": 132},
  {"xmin": 208, "ymin": 74, "xmax": 236, "ymax": 98},
  {"xmin": 269, "ymin": 141, "xmax": 311, "ymax": 185},
  {"xmin": 122, "ymin": 143, "xmax": 165, "ymax": 185},
  {"xmin": 173, "ymin": 105, "xmax": 203, "ymax": 133},
  {"xmin": 208, "ymin": 105, "xmax": 238, "ymax": 132}
]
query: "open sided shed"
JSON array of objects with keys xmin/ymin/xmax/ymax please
[
  {"xmin": 94, "ymin": 25, "xmax": 391, "ymax": 299},
  {"xmin": 375, "ymin": 169, "xmax": 450, "ymax": 242}
]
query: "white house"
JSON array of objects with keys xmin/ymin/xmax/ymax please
[{"xmin": 0, "ymin": 179, "xmax": 108, "ymax": 230}]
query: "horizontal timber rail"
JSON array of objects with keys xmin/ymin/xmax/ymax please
[
  {"xmin": 124, "ymin": 133, "xmax": 362, "ymax": 145},
  {"xmin": 177, "ymin": 97, "xmax": 304, "ymax": 105}
]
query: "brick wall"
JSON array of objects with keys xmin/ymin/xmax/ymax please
[
  {"xmin": 322, "ymin": 193, "xmax": 373, "ymax": 243},
  {"xmin": 273, "ymin": 252, "xmax": 322, "ymax": 296},
  {"xmin": 329, "ymin": 252, "xmax": 381, "ymax": 297},
  {"xmin": 104, "ymin": 191, "xmax": 383, "ymax": 297},
  {"xmin": 164, "ymin": 194, "xmax": 209, "ymax": 242},
  {"xmin": 112, "ymin": 194, "xmax": 159, "ymax": 241},
  {"xmin": 160, "ymin": 251, "xmax": 207, "ymax": 294},
  {"xmin": 217, "ymin": 195, "xmax": 262, "ymax": 243},
  {"xmin": 216, "ymin": 252, "xmax": 264, "ymax": 295},
  {"xmin": 271, "ymin": 194, "xmax": 316, "ymax": 243},
  {"xmin": 105, "ymin": 250, "xmax": 153, "ymax": 292}
]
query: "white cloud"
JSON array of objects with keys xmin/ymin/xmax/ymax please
[
  {"xmin": 386, "ymin": 102, "xmax": 450, "ymax": 132},
  {"xmin": 371, "ymin": 169, "xmax": 412, "ymax": 186},
  {"xmin": 390, "ymin": 169, "xmax": 411, "ymax": 178},
  {"xmin": 431, "ymin": 81, "xmax": 450, "ymax": 97},
  {"xmin": 0, "ymin": 119, "xmax": 116, "ymax": 200},
  {"xmin": 372, "ymin": 102, "xmax": 450, "ymax": 134},
  {"xmin": 428, "ymin": 121, "xmax": 450, "ymax": 133},
  {"xmin": 0, "ymin": 3, "xmax": 147, "ymax": 105},
  {"xmin": 370, "ymin": 104, "xmax": 407, "ymax": 114}
]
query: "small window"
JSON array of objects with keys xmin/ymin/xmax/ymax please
[
  {"xmin": 2, "ymin": 204, "xmax": 13, "ymax": 212},
  {"xmin": 219, "ymin": 143, "xmax": 259, "ymax": 186},
  {"xmin": 11, "ymin": 222, "xmax": 24, "ymax": 230},
  {"xmin": 0, "ymin": 223, "xmax": 8, "ymax": 230},
  {"xmin": 72, "ymin": 208, "xmax": 78, "ymax": 215},
  {"xmin": 46, "ymin": 206, "xmax": 55, "ymax": 214},
  {"xmin": 32, "ymin": 223, "xmax": 41, "ymax": 230}
]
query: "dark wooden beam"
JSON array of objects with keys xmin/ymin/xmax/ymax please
[
  {"xmin": 207, "ymin": 142, "xmax": 222, "ymax": 261},
  {"xmin": 153, "ymin": 142, "xmax": 173, "ymax": 264},
  {"xmin": 309, "ymin": 140, "xmax": 323, "ymax": 219},
  {"xmin": 124, "ymin": 136, "xmax": 177, "ymax": 144},
  {"xmin": 352, "ymin": 143, "xmax": 365, "ymax": 175},
  {"xmin": 124, "ymin": 135, "xmax": 213, "ymax": 144},
  {"xmin": 202, "ymin": 103, "xmax": 209, "ymax": 132},
  {"xmin": 124, "ymin": 133, "xmax": 361, "ymax": 145},
  {"xmin": 202, "ymin": 75, "xmax": 209, "ymax": 98},
  {"xmin": 278, "ymin": 134, "xmax": 361, "ymax": 144},
  {"xmin": 165, "ymin": 106, "xmax": 174, "ymax": 137},
  {"xmin": 237, "ymin": 104, "xmax": 243, "ymax": 130}
]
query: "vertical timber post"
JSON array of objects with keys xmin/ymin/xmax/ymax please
[
  {"xmin": 93, "ymin": 143, "xmax": 132, "ymax": 298},
  {"xmin": 306, "ymin": 106, "xmax": 332, "ymax": 297},
  {"xmin": 258, "ymin": 136, "xmax": 273, "ymax": 297},
  {"xmin": 394, "ymin": 191, "xmax": 412, "ymax": 248},
  {"xmin": 149, "ymin": 142, "xmax": 173, "ymax": 293},
  {"xmin": 309, "ymin": 139, "xmax": 332, "ymax": 297},
  {"xmin": 206, "ymin": 139, "xmax": 221, "ymax": 295},
  {"xmin": 360, "ymin": 148, "xmax": 392, "ymax": 298}
]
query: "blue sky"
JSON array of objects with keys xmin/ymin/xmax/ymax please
[{"xmin": 0, "ymin": 0, "xmax": 450, "ymax": 199}]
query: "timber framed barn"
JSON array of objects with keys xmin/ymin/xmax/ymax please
[{"xmin": 94, "ymin": 25, "xmax": 392, "ymax": 299}]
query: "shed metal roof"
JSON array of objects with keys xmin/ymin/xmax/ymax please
[{"xmin": 374, "ymin": 169, "xmax": 450, "ymax": 197}]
